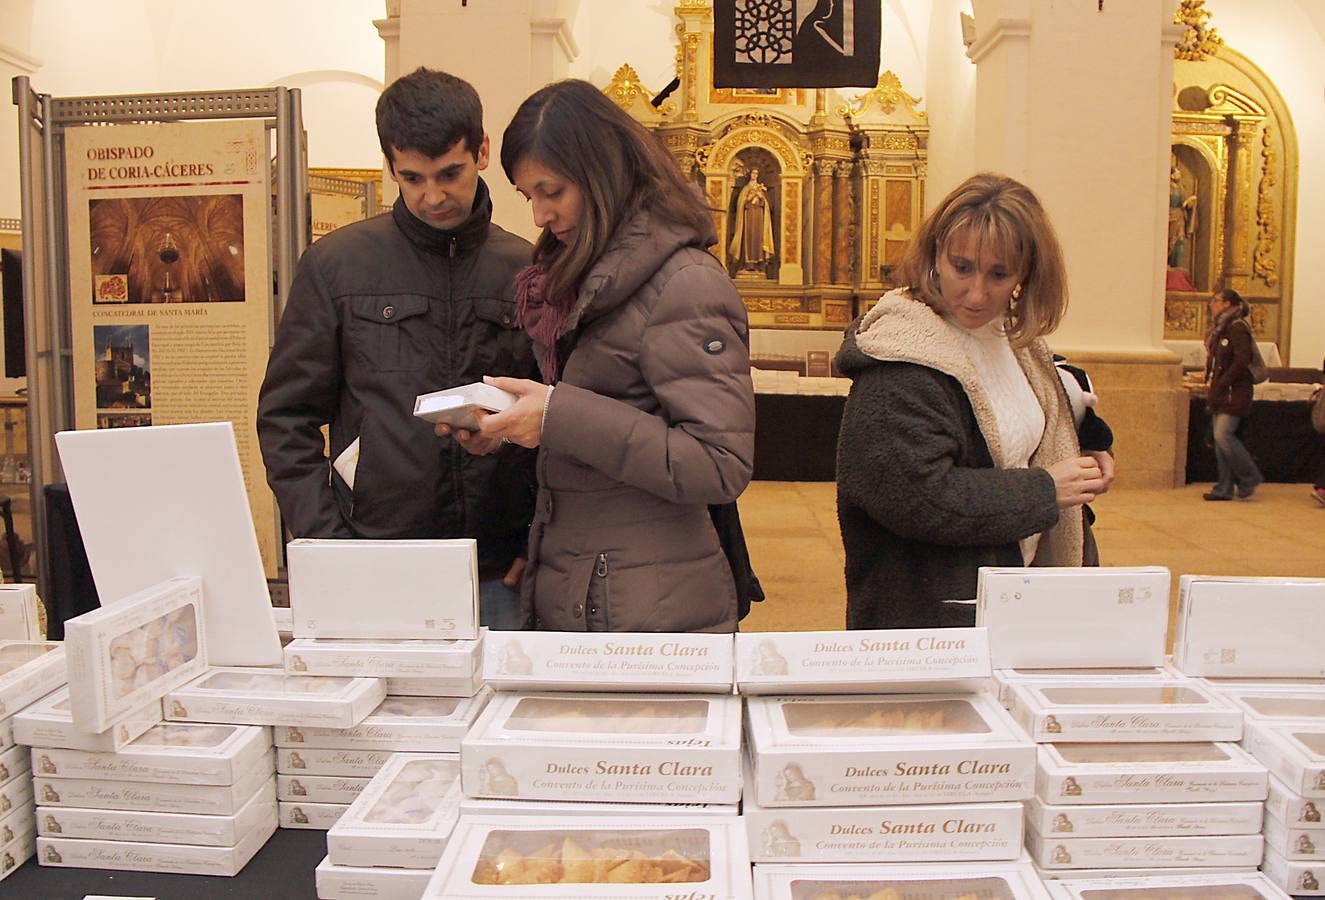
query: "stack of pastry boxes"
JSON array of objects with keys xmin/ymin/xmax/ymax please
[
  {"xmin": 1170, "ymin": 574, "xmax": 1325, "ymax": 895},
  {"xmin": 0, "ymin": 610, "xmax": 66, "ymax": 884},
  {"xmin": 24, "ymin": 576, "xmax": 282, "ymax": 877},
  {"xmin": 978, "ymin": 566, "xmax": 1267, "ymax": 877},
  {"xmin": 423, "ymin": 629, "xmax": 751, "ymax": 899},
  {"xmin": 261, "ymin": 538, "xmax": 489, "ymax": 899},
  {"xmin": 737, "ymin": 622, "xmax": 1046, "ymax": 895}
]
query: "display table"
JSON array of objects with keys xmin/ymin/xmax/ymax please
[
  {"xmin": 1186, "ymin": 395, "xmax": 1325, "ymax": 484},
  {"xmin": 3, "ymin": 827, "xmax": 324, "ymax": 899}
]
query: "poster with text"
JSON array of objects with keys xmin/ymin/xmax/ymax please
[{"xmin": 66, "ymin": 120, "xmax": 278, "ymax": 577}]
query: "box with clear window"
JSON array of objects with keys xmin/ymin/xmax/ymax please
[
  {"xmin": 272, "ymin": 687, "xmax": 490, "ymax": 753},
  {"xmin": 164, "ymin": 667, "xmax": 385, "ymax": 728},
  {"xmin": 326, "ymin": 752, "xmax": 462, "ymax": 869},
  {"xmin": 1034, "ymin": 741, "xmax": 1268, "ymax": 805},
  {"xmin": 1006, "ymin": 677, "xmax": 1242, "ymax": 742}
]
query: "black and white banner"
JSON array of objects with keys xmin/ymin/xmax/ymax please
[{"xmin": 713, "ymin": 0, "xmax": 881, "ymax": 89}]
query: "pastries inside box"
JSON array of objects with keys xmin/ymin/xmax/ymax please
[
  {"xmin": 327, "ymin": 753, "xmax": 463, "ymax": 869},
  {"xmin": 1007, "ymin": 679, "xmax": 1243, "ymax": 742},
  {"xmin": 0, "ymin": 640, "xmax": 66, "ymax": 717},
  {"xmin": 164, "ymin": 666, "xmax": 385, "ymax": 728},
  {"xmin": 12, "ymin": 686, "xmax": 162, "ymax": 753},
  {"xmin": 1033, "ymin": 741, "xmax": 1269, "ymax": 805},
  {"xmin": 751, "ymin": 859, "xmax": 1051, "ymax": 900}
]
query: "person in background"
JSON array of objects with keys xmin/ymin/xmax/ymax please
[
  {"xmin": 257, "ymin": 68, "xmax": 538, "ymax": 629},
  {"xmin": 835, "ymin": 173, "xmax": 1111, "ymax": 630},
  {"xmin": 1202, "ymin": 287, "xmax": 1264, "ymax": 501},
  {"xmin": 439, "ymin": 79, "xmax": 755, "ymax": 633}
]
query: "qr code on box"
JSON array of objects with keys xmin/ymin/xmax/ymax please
[{"xmin": 1117, "ymin": 588, "xmax": 1135, "ymax": 605}]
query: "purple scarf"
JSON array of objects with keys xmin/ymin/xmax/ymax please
[{"xmin": 514, "ymin": 265, "xmax": 570, "ymax": 382}]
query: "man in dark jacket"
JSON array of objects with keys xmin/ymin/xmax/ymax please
[{"xmin": 257, "ymin": 68, "xmax": 537, "ymax": 628}]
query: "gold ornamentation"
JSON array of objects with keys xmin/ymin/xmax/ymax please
[
  {"xmin": 824, "ymin": 302, "xmax": 851, "ymax": 324},
  {"xmin": 810, "ymin": 136, "xmax": 851, "ymax": 154},
  {"xmin": 869, "ymin": 181, "xmax": 880, "ymax": 275},
  {"xmin": 834, "ymin": 161, "xmax": 854, "ymax": 178},
  {"xmin": 726, "ymin": 113, "xmax": 775, "ymax": 133},
  {"xmin": 684, "ymin": 33, "xmax": 699, "ymax": 119},
  {"xmin": 1174, "ymin": 0, "xmax": 1222, "ymax": 62},
  {"xmin": 879, "ymin": 133, "xmax": 918, "ymax": 152},
  {"xmin": 1164, "ymin": 299, "xmax": 1202, "ymax": 337},
  {"xmin": 1254, "ymin": 125, "xmax": 1279, "ymax": 286},
  {"xmin": 706, "ymin": 129, "xmax": 804, "ymax": 173},
  {"xmin": 744, "ymin": 296, "xmax": 804, "ymax": 313},
  {"xmin": 783, "ymin": 181, "xmax": 800, "ymax": 262},
  {"xmin": 836, "ymin": 71, "xmax": 926, "ymax": 120},
  {"xmin": 604, "ymin": 64, "xmax": 675, "ymax": 116}
]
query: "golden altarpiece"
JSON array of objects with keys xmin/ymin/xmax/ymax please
[
  {"xmin": 602, "ymin": 0, "xmax": 927, "ymax": 333},
  {"xmin": 1165, "ymin": 1, "xmax": 1298, "ymax": 359}
]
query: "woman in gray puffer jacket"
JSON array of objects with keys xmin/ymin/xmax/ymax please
[{"xmin": 437, "ymin": 80, "xmax": 755, "ymax": 633}]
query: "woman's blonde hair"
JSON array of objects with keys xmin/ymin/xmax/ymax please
[{"xmin": 898, "ymin": 172, "xmax": 1068, "ymax": 346}]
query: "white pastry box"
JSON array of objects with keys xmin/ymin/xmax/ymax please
[
  {"xmin": 462, "ymin": 692, "xmax": 742, "ymax": 804},
  {"xmin": 1266, "ymin": 775, "xmax": 1325, "ymax": 829},
  {"xmin": 1023, "ymin": 795, "xmax": 1264, "ymax": 837},
  {"xmin": 32, "ymin": 759, "xmax": 274, "ymax": 815},
  {"xmin": 0, "ymin": 714, "xmax": 11, "ymax": 753},
  {"xmin": 164, "ymin": 667, "xmax": 385, "ymax": 728},
  {"xmin": 1043, "ymin": 873, "xmax": 1291, "ymax": 898},
  {"xmin": 752, "ymin": 859, "xmax": 1052, "ymax": 900},
  {"xmin": 287, "ymin": 538, "xmax": 479, "ymax": 640},
  {"xmin": 734, "ymin": 627, "xmax": 990, "ymax": 695},
  {"xmin": 326, "ymin": 752, "xmax": 462, "ymax": 868},
  {"xmin": 483, "ymin": 631, "xmax": 734, "ymax": 693},
  {"xmin": 423, "ymin": 815, "xmax": 752, "ymax": 899},
  {"xmin": 0, "ymin": 584, "xmax": 43, "ymax": 641},
  {"xmin": 1025, "ymin": 828, "xmax": 1263, "ymax": 869},
  {"xmin": 1006, "ymin": 678, "xmax": 1243, "ymax": 742},
  {"xmin": 745, "ymin": 692, "xmax": 1035, "ymax": 807},
  {"xmin": 285, "ymin": 633, "xmax": 484, "ymax": 680},
  {"xmin": 316, "ymin": 855, "xmax": 433, "ymax": 900},
  {"xmin": 0, "ymin": 640, "xmax": 65, "ymax": 718},
  {"xmin": 1224, "ymin": 690, "xmax": 1325, "ymax": 728},
  {"xmin": 32, "ymin": 722, "xmax": 271, "ymax": 785},
  {"xmin": 0, "ymin": 742, "xmax": 29, "ymax": 785},
  {"xmin": 1034, "ymin": 741, "xmax": 1268, "ymax": 805},
  {"xmin": 36, "ymin": 809, "xmax": 275, "ymax": 876},
  {"xmin": 278, "ymin": 800, "xmax": 347, "ymax": 830},
  {"xmin": 1242, "ymin": 720, "xmax": 1325, "ymax": 797},
  {"xmin": 272, "ymin": 688, "xmax": 491, "ymax": 753},
  {"xmin": 993, "ymin": 665, "xmax": 1177, "ymax": 709},
  {"xmin": 12, "ymin": 686, "xmax": 161, "ymax": 753},
  {"xmin": 278, "ymin": 773, "xmax": 370, "ymax": 804},
  {"xmin": 35, "ymin": 777, "xmax": 275, "ymax": 846},
  {"xmin": 459, "ymin": 796, "xmax": 739, "ymax": 817},
  {"xmin": 1173, "ymin": 575, "xmax": 1325, "ymax": 677},
  {"xmin": 743, "ymin": 754, "xmax": 1021, "ymax": 862},
  {"xmin": 1265, "ymin": 808, "xmax": 1324, "ymax": 860},
  {"xmin": 976, "ymin": 566, "xmax": 1170, "ymax": 668},
  {"xmin": 386, "ymin": 673, "xmax": 484, "ymax": 698},
  {"xmin": 0, "ymin": 813, "xmax": 34, "ymax": 883},
  {"xmin": 0, "ymin": 766, "xmax": 34, "ymax": 818},
  {"xmin": 277, "ymin": 747, "xmax": 391, "ymax": 778},
  {"xmin": 1261, "ymin": 844, "xmax": 1325, "ymax": 895},
  {"xmin": 64, "ymin": 575, "xmax": 207, "ymax": 733}
]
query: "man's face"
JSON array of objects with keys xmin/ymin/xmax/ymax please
[{"xmin": 387, "ymin": 135, "xmax": 490, "ymax": 231}]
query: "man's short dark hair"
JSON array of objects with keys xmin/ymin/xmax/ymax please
[{"xmin": 376, "ymin": 67, "xmax": 484, "ymax": 166}]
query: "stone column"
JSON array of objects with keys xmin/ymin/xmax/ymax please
[
  {"xmin": 832, "ymin": 161, "xmax": 854, "ymax": 284},
  {"xmin": 813, "ymin": 158, "xmax": 835, "ymax": 285},
  {"xmin": 967, "ymin": 0, "xmax": 1188, "ymax": 487}
]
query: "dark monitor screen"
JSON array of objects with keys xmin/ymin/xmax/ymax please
[{"xmin": 1, "ymin": 248, "xmax": 24, "ymax": 378}]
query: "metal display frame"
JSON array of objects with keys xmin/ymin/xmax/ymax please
[{"xmin": 11, "ymin": 79, "xmax": 307, "ymax": 600}]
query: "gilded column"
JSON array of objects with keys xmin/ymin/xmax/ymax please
[
  {"xmin": 1223, "ymin": 119, "xmax": 1255, "ymax": 284},
  {"xmin": 832, "ymin": 161, "xmax": 854, "ymax": 284},
  {"xmin": 813, "ymin": 158, "xmax": 835, "ymax": 285}
]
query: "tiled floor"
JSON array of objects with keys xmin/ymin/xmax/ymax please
[{"xmin": 737, "ymin": 481, "xmax": 1325, "ymax": 635}]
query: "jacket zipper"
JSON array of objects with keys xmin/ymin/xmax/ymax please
[
  {"xmin": 595, "ymin": 553, "xmax": 608, "ymax": 577},
  {"xmin": 446, "ymin": 245, "xmax": 466, "ymax": 532}
]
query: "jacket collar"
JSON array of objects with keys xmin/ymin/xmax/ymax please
[{"xmin": 391, "ymin": 177, "xmax": 493, "ymax": 257}]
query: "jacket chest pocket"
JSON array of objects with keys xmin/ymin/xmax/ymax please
[
  {"xmin": 345, "ymin": 295, "xmax": 431, "ymax": 373},
  {"xmin": 468, "ymin": 296, "xmax": 525, "ymax": 375}
]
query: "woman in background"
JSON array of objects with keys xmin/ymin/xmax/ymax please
[
  {"xmin": 439, "ymin": 80, "xmax": 755, "ymax": 633},
  {"xmin": 1203, "ymin": 288, "xmax": 1264, "ymax": 501},
  {"xmin": 835, "ymin": 173, "xmax": 1110, "ymax": 630}
]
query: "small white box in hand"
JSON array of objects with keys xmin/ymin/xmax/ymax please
[
  {"xmin": 285, "ymin": 633, "xmax": 484, "ymax": 679},
  {"xmin": 423, "ymin": 815, "xmax": 752, "ymax": 899},
  {"xmin": 279, "ymin": 800, "xmax": 347, "ymax": 830},
  {"xmin": 33, "ymin": 764, "xmax": 274, "ymax": 815},
  {"xmin": 483, "ymin": 631, "xmax": 734, "ymax": 693},
  {"xmin": 1025, "ymin": 828, "xmax": 1264, "ymax": 869},
  {"xmin": 273, "ymin": 688, "xmax": 491, "ymax": 753},
  {"xmin": 0, "ymin": 640, "xmax": 65, "ymax": 718},
  {"xmin": 1006, "ymin": 677, "xmax": 1242, "ymax": 742},
  {"xmin": 32, "ymin": 722, "xmax": 271, "ymax": 786},
  {"xmin": 412, "ymin": 382, "xmax": 515, "ymax": 430},
  {"xmin": 1262, "ymin": 843, "xmax": 1325, "ymax": 895},
  {"xmin": 1043, "ymin": 873, "xmax": 1291, "ymax": 898},
  {"xmin": 64, "ymin": 575, "xmax": 207, "ymax": 734},
  {"xmin": 745, "ymin": 692, "xmax": 1035, "ymax": 807},
  {"xmin": 315, "ymin": 855, "xmax": 433, "ymax": 900},
  {"xmin": 164, "ymin": 667, "xmax": 385, "ymax": 728},
  {"xmin": 278, "ymin": 774, "xmax": 370, "ymax": 804},
  {"xmin": 1023, "ymin": 795, "xmax": 1264, "ymax": 837},
  {"xmin": 1242, "ymin": 720, "xmax": 1325, "ymax": 797},
  {"xmin": 1033, "ymin": 741, "xmax": 1267, "ymax": 805},
  {"xmin": 35, "ymin": 777, "xmax": 275, "ymax": 846},
  {"xmin": 1174, "ymin": 575, "xmax": 1325, "ymax": 677},
  {"xmin": 12, "ymin": 686, "xmax": 161, "ymax": 753},
  {"xmin": 753, "ymin": 859, "xmax": 1052, "ymax": 900},
  {"xmin": 462, "ymin": 692, "xmax": 742, "ymax": 804},
  {"xmin": 326, "ymin": 752, "xmax": 462, "ymax": 869},
  {"xmin": 0, "ymin": 584, "xmax": 43, "ymax": 641},
  {"xmin": 976, "ymin": 566, "xmax": 1169, "ymax": 668},
  {"xmin": 734, "ymin": 627, "xmax": 990, "ymax": 695},
  {"xmin": 288, "ymin": 539, "xmax": 479, "ymax": 640}
]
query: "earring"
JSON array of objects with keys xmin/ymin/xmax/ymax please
[
  {"xmin": 929, "ymin": 266, "xmax": 939, "ymax": 283},
  {"xmin": 1011, "ymin": 283, "xmax": 1023, "ymax": 301}
]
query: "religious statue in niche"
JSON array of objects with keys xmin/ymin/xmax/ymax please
[
  {"xmin": 729, "ymin": 166, "xmax": 777, "ymax": 278},
  {"xmin": 1166, "ymin": 152, "xmax": 1199, "ymax": 291}
]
